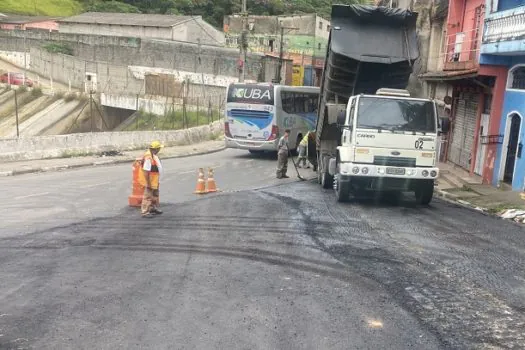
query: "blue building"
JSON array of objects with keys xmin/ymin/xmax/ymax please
[{"xmin": 481, "ymin": 0, "xmax": 525, "ymax": 190}]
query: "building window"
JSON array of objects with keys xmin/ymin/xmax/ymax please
[
  {"xmin": 269, "ymin": 39, "xmax": 275, "ymax": 52},
  {"xmin": 327, "ymin": 25, "xmax": 330, "ymax": 32},
  {"xmin": 319, "ymin": 21, "xmax": 323, "ymax": 30},
  {"xmin": 318, "ymin": 43, "xmax": 321, "ymax": 50},
  {"xmin": 259, "ymin": 37, "xmax": 264, "ymax": 45},
  {"xmin": 483, "ymin": 94, "xmax": 493, "ymax": 114},
  {"xmin": 511, "ymin": 67, "xmax": 525, "ymax": 90}
]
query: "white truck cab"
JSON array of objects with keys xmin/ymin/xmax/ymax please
[{"xmin": 326, "ymin": 88, "xmax": 441, "ymax": 204}]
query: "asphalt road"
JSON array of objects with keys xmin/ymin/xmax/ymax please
[
  {"xmin": 0, "ymin": 149, "xmax": 305, "ymax": 237},
  {"xmin": 1, "ymin": 148, "xmax": 525, "ymax": 350}
]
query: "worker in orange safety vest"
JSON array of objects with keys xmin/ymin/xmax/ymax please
[{"xmin": 138, "ymin": 140, "xmax": 164, "ymax": 218}]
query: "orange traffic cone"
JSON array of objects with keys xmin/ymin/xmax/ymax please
[
  {"xmin": 128, "ymin": 157, "xmax": 145, "ymax": 207},
  {"xmin": 194, "ymin": 168, "xmax": 207, "ymax": 194},
  {"xmin": 206, "ymin": 167, "xmax": 218, "ymax": 193}
]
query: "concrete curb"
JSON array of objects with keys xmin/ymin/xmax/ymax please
[
  {"xmin": 5, "ymin": 145, "xmax": 226, "ymax": 177},
  {"xmin": 434, "ymin": 188, "xmax": 525, "ymax": 227},
  {"xmin": 434, "ymin": 189, "xmax": 489, "ymax": 215}
]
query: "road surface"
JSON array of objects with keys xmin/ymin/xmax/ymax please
[{"xmin": 0, "ymin": 148, "xmax": 524, "ymax": 350}]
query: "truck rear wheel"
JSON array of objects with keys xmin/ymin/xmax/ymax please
[
  {"xmin": 321, "ymin": 156, "xmax": 334, "ymax": 189},
  {"xmin": 321, "ymin": 169, "xmax": 333, "ymax": 189},
  {"xmin": 415, "ymin": 180, "xmax": 434, "ymax": 205}
]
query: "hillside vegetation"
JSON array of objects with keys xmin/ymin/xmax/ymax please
[
  {"xmin": 2, "ymin": 0, "xmax": 364, "ymax": 26},
  {"xmin": 1, "ymin": 0, "xmax": 82, "ymax": 16}
]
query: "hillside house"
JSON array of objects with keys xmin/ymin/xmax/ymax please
[
  {"xmin": 223, "ymin": 13, "xmax": 331, "ymax": 86},
  {"xmin": 58, "ymin": 12, "xmax": 225, "ymax": 46},
  {"xmin": 0, "ymin": 13, "xmax": 60, "ymax": 31}
]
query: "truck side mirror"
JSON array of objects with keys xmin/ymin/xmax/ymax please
[{"xmin": 441, "ymin": 118, "xmax": 450, "ymax": 133}]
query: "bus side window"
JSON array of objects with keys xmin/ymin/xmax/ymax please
[
  {"xmin": 296, "ymin": 93, "xmax": 306, "ymax": 113},
  {"xmin": 282, "ymin": 92, "xmax": 294, "ymax": 113},
  {"xmin": 307, "ymin": 93, "xmax": 317, "ymax": 113}
]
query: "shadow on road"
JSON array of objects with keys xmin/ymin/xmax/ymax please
[{"xmin": 236, "ymin": 151, "xmax": 277, "ymax": 160}]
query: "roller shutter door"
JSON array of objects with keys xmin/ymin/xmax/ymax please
[{"xmin": 448, "ymin": 92, "xmax": 479, "ymax": 170}]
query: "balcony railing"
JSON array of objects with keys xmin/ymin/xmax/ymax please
[
  {"xmin": 443, "ymin": 27, "xmax": 482, "ymax": 71},
  {"xmin": 483, "ymin": 12, "xmax": 525, "ymax": 43}
]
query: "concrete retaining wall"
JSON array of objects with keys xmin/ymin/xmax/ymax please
[
  {"xmin": 0, "ymin": 120, "xmax": 224, "ymax": 162},
  {"xmin": 101, "ymin": 93, "xmax": 226, "ymax": 115},
  {"xmin": 0, "ymin": 30, "xmax": 280, "ymax": 81},
  {"xmin": 0, "ymin": 51, "xmax": 30, "ymax": 68}
]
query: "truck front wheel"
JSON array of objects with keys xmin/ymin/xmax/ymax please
[
  {"xmin": 415, "ymin": 180, "xmax": 434, "ymax": 205},
  {"xmin": 334, "ymin": 174, "xmax": 350, "ymax": 202}
]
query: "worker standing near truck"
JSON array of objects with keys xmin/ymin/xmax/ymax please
[
  {"xmin": 276, "ymin": 129, "xmax": 291, "ymax": 179},
  {"xmin": 297, "ymin": 130, "xmax": 313, "ymax": 168},
  {"xmin": 139, "ymin": 141, "xmax": 164, "ymax": 218}
]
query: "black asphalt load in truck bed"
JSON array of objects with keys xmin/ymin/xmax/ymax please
[{"xmin": 329, "ymin": 5, "xmax": 419, "ymax": 63}]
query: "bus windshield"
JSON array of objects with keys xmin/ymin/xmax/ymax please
[
  {"xmin": 227, "ymin": 84, "xmax": 274, "ymax": 105},
  {"xmin": 356, "ymin": 96, "xmax": 436, "ymax": 133}
]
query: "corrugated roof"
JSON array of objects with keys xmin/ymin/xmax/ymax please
[
  {"xmin": 58, "ymin": 12, "xmax": 197, "ymax": 27},
  {"xmin": 0, "ymin": 13, "xmax": 61, "ymax": 24}
]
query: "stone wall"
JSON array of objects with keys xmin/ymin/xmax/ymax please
[
  {"xmin": 0, "ymin": 29, "xmax": 281, "ymax": 81},
  {"xmin": 0, "ymin": 120, "xmax": 224, "ymax": 162},
  {"xmin": 28, "ymin": 48, "xmax": 231, "ymax": 101}
]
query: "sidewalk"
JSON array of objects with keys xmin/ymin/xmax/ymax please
[
  {"xmin": 437, "ymin": 162, "xmax": 525, "ymax": 224},
  {"xmin": 0, "ymin": 140, "xmax": 225, "ymax": 176}
]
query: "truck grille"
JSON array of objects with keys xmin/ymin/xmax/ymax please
[{"xmin": 373, "ymin": 156, "xmax": 416, "ymax": 167}]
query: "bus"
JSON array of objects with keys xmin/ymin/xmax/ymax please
[{"xmin": 224, "ymin": 83, "xmax": 320, "ymax": 153}]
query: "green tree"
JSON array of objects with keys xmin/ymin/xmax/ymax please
[
  {"xmin": 80, "ymin": 0, "xmax": 371, "ymax": 27},
  {"xmin": 87, "ymin": 0, "xmax": 141, "ymax": 13}
]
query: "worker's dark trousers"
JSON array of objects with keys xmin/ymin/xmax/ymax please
[{"xmin": 276, "ymin": 151, "xmax": 288, "ymax": 178}]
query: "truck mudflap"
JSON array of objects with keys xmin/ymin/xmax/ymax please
[{"xmin": 306, "ymin": 133, "xmax": 318, "ymax": 169}]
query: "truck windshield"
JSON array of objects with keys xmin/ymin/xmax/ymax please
[{"xmin": 356, "ymin": 97, "xmax": 436, "ymax": 133}]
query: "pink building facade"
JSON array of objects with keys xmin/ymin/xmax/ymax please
[{"xmin": 0, "ymin": 15, "xmax": 59, "ymax": 31}]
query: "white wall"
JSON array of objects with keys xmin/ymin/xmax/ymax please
[
  {"xmin": 183, "ymin": 18, "xmax": 225, "ymax": 45},
  {"xmin": 0, "ymin": 120, "xmax": 224, "ymax": 161},
  {"xmin": 128, "ymin": 66, "xmax": 252, "ymax": 87},
  {"xmin": 0, "ymin": 51, "xmax": 30, "ymax": 68}
]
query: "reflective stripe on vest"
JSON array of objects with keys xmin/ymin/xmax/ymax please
[
  {"xmin": 300, "ymin": 133, "xmax": 310, "ymax": 146},
  {"xmin": 138, "ymin": 151, "xmax": 160, "ymax": 189}
]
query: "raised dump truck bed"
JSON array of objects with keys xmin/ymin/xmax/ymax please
[{"xmin": 310, "ymin": 4, "xmax": 420, "ymax": 168}]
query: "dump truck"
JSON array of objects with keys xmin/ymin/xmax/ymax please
[{"xmin": 311, "ymin": 4, "xmax": 447, "ymax": 204}]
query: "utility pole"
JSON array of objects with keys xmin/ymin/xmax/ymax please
[
  {"xmin": 14, "ymin": 89, "xmax": 19, "ymax": 138},
  {"xmin": 274, "ymin": 25, "xmax": 298, "ymax": 84},
  {"xmin": 239, "ymin": 0, "xmax": 248, "ymax": 82},
  {"xmin": 90, "ymin": 90, "xmax": 94, "ymax": 132}
]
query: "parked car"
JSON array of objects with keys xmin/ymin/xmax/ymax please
[{"xmin": 0, "ymin": 72, "xmax": 34, "ymax": 87}]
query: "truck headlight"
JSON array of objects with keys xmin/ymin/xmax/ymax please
[
  {"xmin": 422, "ymin": 170, "xmax": 429, "ymax": 177},
  {"xmin": 430, "ymin": 170, "xmax": 437, "ymax": 178},
  {"xmin": 406, "ymin": 169, "xmax": 415, "ymax": 176},
  {"xmin": 361, "ymin": 167, "xmax": 369, "ymax": 174},
  {"xmin": 352, "ymin": 166, "xmax": 359, "ymax": 174},
  {"xmin": 378, "ymin": 168, "xmax": 385, "ymax": 175}
]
